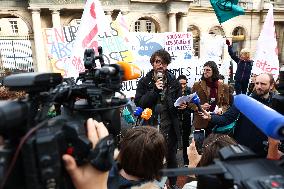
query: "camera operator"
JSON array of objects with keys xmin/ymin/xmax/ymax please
[
  {"xmin": 63, "ymin": 118, "xmax": 109, "ymax": 189},
  {"xmin": 199, "ymin": 73, "xmax": 276, "ymax": 157},
  {"xmin": 64, "ymin": 122, "xmax": 167, "ymax": 189}
]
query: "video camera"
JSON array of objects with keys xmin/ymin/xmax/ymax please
[{"xmin": 0, "ymin": 47, "xmax": 132, "ymax": 189}]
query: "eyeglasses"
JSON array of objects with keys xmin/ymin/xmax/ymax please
[
  {"xmin": 203, "ymin": 68, "xmax": 212, "ymax": 72},
  {"xmin": 154, "ymin": 59, "xmax": 167, "ymax": 66}
]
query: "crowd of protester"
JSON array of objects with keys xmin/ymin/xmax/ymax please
[{"xmin": 0, "ymin": 45, "xmax": 284, "ymax": 189}]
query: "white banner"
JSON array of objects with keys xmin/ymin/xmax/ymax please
[
  {"xmin": 43, "ymin": 2, "xmax": 230, "ymax": 98},
  {"xmin": 253, "ymin": 4, "xmax": 279, "ymax": 79}
]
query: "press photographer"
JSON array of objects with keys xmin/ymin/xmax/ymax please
[{"xmin": 0, "ymin": 47, "xmax": 141, "ymax": 189}]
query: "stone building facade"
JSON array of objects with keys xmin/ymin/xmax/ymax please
[{"xmin": 0, "ymin": 0, "xmax": 283, "ymax": 72}]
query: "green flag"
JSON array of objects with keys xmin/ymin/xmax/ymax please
[{"xmin": 210, "ymin": 0, "xmax": 245, "ymax": 23}]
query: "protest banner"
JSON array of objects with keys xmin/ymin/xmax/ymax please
[
  {"xmin": 43, "ymin": 26, "xmax": 79, "ymax": 76},
  {"xmin": 253, "ymin": 4, "xmax": 279, "ymax": 78},
  {"xmin": 42, "ymin": 0, "xmax": 230, "ymax": 98}
]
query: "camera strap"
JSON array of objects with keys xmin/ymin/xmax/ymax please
[{"xmin": 88, "ymin": 135, "xmax": 115, "ymax": 172}]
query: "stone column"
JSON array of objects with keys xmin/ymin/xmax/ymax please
[
  {"xmin": 105, "ymin": 11, "xmax": 112, "ymax": 22},
  {"xmin": 51, "ymin": 9, "xmax": 61, "ymax": 28},
  {"xmin": 280, "ymin": 28, "xmax": 284, "ymax": 64},
  {"xmin": 31, "ymin": 8, "xmax": 47, "ymax": 72},
  {"xmin": 178, "ymin": 12, "xmax": 188, "ymax": 32},
  {"xmin": 168, "ymin": 13, "xmax": 176, "ymax": 32}
]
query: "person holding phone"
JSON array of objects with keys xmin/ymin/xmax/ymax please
[{"xmin": 193, "ymin": 129, "xmax": 205, "ymax": 155}]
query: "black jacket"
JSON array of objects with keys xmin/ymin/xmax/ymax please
[
  {"xmin": 211, "ymin": 93, "xmax": 274, "ymax": 157},
  {"xmin": 228, "ymin": 46, "xmax": 253, "ymax": 81},
  {"xmin": 178, "ymin": 86, "xmax": 192, "ymax": 125},
  {"xmin": 134, "ymin": 70, "xmax": 181, "ymax": 136}
]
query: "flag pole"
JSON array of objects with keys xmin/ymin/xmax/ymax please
[{"xmin": 219, "ymin": 22, "xmax": 227, "ymax": 39}]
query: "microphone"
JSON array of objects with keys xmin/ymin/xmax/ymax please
[
  {"xmin": 190, "ymin": 92, "xmax": 202, "ymax": 112},
  {"xmin": 134, "ymin": 107, "xmax": 143, "ymax": 117},
  {"xmin": 122, "ymin": 107, "xmax": 135, "ymax": 124},
  {"xmin": 117, "ymin": 61, "xmax": 141, "ymax": 81},
  {"xmin": 234, "ymin": 94, "xmax": 284, "ymax": 140},
  {"xmin": 140, "ymin": 108, "xmax": 152, "ymax": 126},
  {"xmin": 99, "ymin": 62, "xmax": 141, "ymax": 81},
  {"xmin": 157, "ymin": 72, "xmax": 164, "ymax": 100},
  {"xmin": 157, "ymin": 72, "xmax": 163, "ymax": 81},
  {"xmin": 157, "ymin": 72, "xmax": 163, "ymax": 89},
  {"xmin": 134, "ymin": 107, "xmax": 143, "ymax": 126}
]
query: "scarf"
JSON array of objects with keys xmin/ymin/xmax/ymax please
[{"xmin": 205, "ymin": 79, "xmax": 218, "ymax": 112}]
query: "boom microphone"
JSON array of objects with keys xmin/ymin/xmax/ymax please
[
  {"xmin": 117, "ymin": 61, "xmax": 141, "ymax": 81},
  {"xmin": 99, "ymin": 62, "xmax": 141, "ymax": 81},
  {"xmin": 234, "ymin": 94, "xmax": 284, "ymax": 140}
]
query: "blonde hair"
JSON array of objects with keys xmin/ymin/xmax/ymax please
[{"xmin": 240, "ymin": 48, "xmax": 250, "ymax": 57}]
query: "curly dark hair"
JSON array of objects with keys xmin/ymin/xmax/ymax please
[
  {"xmin": 150, "ymin": 49, "xmax": 171, "ymax": 65},
  {"xmin": 201, "ymin": 61, "xmax": 220, "ymax": 82}
]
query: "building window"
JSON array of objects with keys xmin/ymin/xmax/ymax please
[
  {"xmin": 9, "ymin": 21, "xmax": 18, "ymax": 34},
  {"xmin": 134, "ymin": 21, "xmax": 140, "ymax": 32},
  {"xmin": 146, "ymin": 20, "xmax": 152, "ymax": 33},
  {"xmin": 133, "ymin": 18, "xmax": 157, "ymax": 33},
  {"xmin": 232, "ymin": 27, "xmax": 245, "ymax": 57},
  {"xmin": 188, "ymin": 25, "xmax": 200, "ymax": 57}
]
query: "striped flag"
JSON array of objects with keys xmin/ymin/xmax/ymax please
[{"xmin": 67, "ymin": 0, "xmax": 111, "ymax": 78}]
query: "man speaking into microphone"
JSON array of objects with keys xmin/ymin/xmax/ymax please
[{"xmin": 134, "ymin": 49, "xmax": 182, "ymax": 189}]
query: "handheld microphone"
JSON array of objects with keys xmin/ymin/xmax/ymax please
[
  {"xmin": 157, "ymin": 72, "xmax": 164, "ymax": 100},
  {"xmin": 157, "ymin": 72, "xmax": 163, "ymax": 89},
  {"xmin": 234, "ymin": 94, "xmax": 284, "ymax": 140},
  {"xmin": 122, "ymin": 107, "xmax": 135, "ymax": 124},
  {"xmin": 140, "ymin": 108, "xmax": 152, "ymax": 126},
  {"xmin": 134, "ymin": 107, "xmax": 143, "ymax": 126},
  {"xmin": 134, "ymin": 107, "xmax": 143, "ymax": 117},
  {"xmin": 157, "ymin": 72, "xmax": 163, "ymax": 81},
  {"xmin": 190, "ymin": 92, "xmax": 202, "ymax": 112}
]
